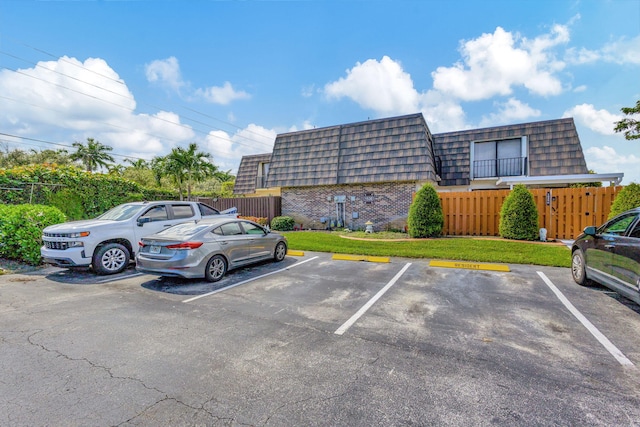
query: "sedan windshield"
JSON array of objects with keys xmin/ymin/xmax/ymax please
[{"xmin": 97, "ymin": 204, "xmax": 145, "ymax": 221}]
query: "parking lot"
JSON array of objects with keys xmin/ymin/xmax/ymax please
[{"xmin": 2, "ymin": 252, "xmax": 640, "ymax": 426}]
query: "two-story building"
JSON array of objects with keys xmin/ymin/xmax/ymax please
[{"xmin": 233, "ymin": 113, "xmax": 622, "ymax": 230}]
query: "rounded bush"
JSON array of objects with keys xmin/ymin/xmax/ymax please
[
  {"xmin": 499, "ymin": 184, "xmax": 539, "ymax": 240},
  {"xmin": 608, "ymin": 183, "xmax": 640, "ymax": 219},
  {"xmin": 407, "ymin": 183, "xmax": 444, "ymax": 238},
  {"xmin": 0, "ymin": 204, "xmax": 67, "ymax": 264},
  {"xmin": 271, "ymin": 216, "xmax": 295, "ymax": 231}
]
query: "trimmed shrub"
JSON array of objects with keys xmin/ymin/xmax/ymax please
[
  {"xmin": 499, "ymin": 184, "xmax": 539, "ymax": 240},
  {"xmin": 608, "ymin": 183, "xmax": 640, "ymax": 219},
  {"xmin": 0, "ymin": 204, "xmax": 67, "ymax": 264},
  {"xmin": 271, "ymin": 216, "xmax": 295, "ymax": 231},
  {"xmin": 407, "ymin": 183, "xmax": 444, "ymax": 238}
]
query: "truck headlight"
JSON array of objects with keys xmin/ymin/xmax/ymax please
[{"xmin": 69, "ymin": 231, "xmax": 90, "ymax": 238}]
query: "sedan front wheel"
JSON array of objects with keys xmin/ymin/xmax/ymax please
[{"xmin": 571, "ymin": 249, "xmax": 591, "ymax": 286}]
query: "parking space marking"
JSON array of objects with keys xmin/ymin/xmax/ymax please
[
  {"xmin": 429, "ymin": 260, "xmax": 510, "ymax": 272},
  {"xmin": 537, "ymin": 271, "xmax": 635, "ymax": 368},
  {"xmin": 332, "ymin": 254, "xmax": 390, "ymax": 263},
  {"xmin": 182, "ymin": 256, "xmax": 319, "ymax": 303},
  {"xmin": 96, "ymin": 272, "xmax": 145, "ymax": 283},
  {"xmin": 334, "ymin": 262, "xmax": 412, "ymax": 336}
]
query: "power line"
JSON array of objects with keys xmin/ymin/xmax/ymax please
[{"xmin": 0, "ymin": 41, "xmax": 276, "ymax": 149}]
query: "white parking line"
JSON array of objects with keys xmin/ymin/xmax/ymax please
[
  {"xmin": 335, "ymin": 262, "xmax": 412, "ymax": 336},
  {"xmin": 97, "ymin": 272, "xmax": 145, "ymax": 283},
  {"xmin": 182, "ymin": 256, "xmax": 319, "ymax": 303},
  {"xmin": 537, "ymin": 271, "xmax": 635, "ymax": 368}
]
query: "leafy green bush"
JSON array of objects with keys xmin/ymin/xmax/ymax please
[
  {"xmin": 609, "ymin": 183, "xmax": 640, "ymax": 219},
  {"xmin": 407, "ymin": 183, "xmax": 444, "ymax": 238},
  {"xmin": 499, "ymin": 184, "xmax": 539, "ymax": 240},
  {"xmin": 0, "ymin": 204, "xmax": 67, "ymax": 264},
  {"xmin": 47, "ymin": 188, "xmax": 85, "ymax": 220},
  {"xmin": 0, "ymin": 164, "xmax": 174, "ymax": 218},
  {"xmin": 271, "ymin": 216, "xmax": 295, "ymax": 231}
]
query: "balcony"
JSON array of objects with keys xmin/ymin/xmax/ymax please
[{"xmin": 473, "ymin": 157, "xmax": 526, "ymax": 179}]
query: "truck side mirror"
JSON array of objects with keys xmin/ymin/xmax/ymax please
[{"xmin": 137, "ymin": 217, "xmax": 151, "ymax": 227}]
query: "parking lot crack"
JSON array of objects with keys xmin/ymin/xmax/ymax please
[{"xmin": 26, "ymin": 330, "xmax": 166, "ymax": 396}]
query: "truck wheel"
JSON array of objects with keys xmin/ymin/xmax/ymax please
[{"xmin": 92, "ymin": 243, "xmax": 130, "ymax": 275}]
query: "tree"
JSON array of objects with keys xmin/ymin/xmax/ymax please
[
  {"xmin": 407, "ymin": 183, "xmax": 444, "ymax": 238},
  {"xmin": 69, "ymin": 138, "xmax": 115, "ymax": 172},
  {"xmin": 499, "ymin": 184, "xmax": 539, "ymax": 240},
  {"xmin": 614, "ymin": 99, "xmax": 640, "ymax": 140},
  {"xmin": 162, "ymin": 143, "xmax": 217, "ymax": 200}
]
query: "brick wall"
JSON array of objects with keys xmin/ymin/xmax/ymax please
[{"xmin": 282, "ymin": 182, "xmax": 418, "ymax": 231}]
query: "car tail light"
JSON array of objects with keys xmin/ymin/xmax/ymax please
[
  {"xmin": 166, "ymin": 242, "xmax": 204, "ymax": 250},
  {"xmin": 138, "ymin": 241, "xmax": 145, "ymax": 247}
]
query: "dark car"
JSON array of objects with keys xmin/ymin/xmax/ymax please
[
  {"xmin": 136, "ymin": 217, "xmax": 287, "ymax": 282},
  {"xmin": 571, "ymin": 207, "xmax": 640, "ymax": 304}
]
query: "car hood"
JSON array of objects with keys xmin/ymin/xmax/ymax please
[{"xmin": 44, "ymin": 219, "xmax": 117, "ymax": 233}]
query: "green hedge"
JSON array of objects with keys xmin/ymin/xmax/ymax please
[
  {"xmin": 609, "ymin": 183, "xmax": 640, "ymax": 219},
  {"xmin": 0, "ymin": 164, "xmax": 174, "ymax": 219},
  {"xmin": 0, "ymin": 204, "xmax": 67, "ymax": 265}
]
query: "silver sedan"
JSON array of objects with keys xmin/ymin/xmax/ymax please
[{"xmin": 136, "ymin": 217, "xmax": 287, "ymax": 281}]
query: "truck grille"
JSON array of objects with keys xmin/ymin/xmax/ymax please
[{"xmin": 44, "ymin": 241, "xmax": 71, "ymax": 250}]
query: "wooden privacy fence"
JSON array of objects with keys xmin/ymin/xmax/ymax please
[
  {"xmin": 198, "ymin": 196, "xmax": 281, "ymax": 222},
  {"xmin": 439, "ymin": 186, "xmax": 622, "ymax": 240}
]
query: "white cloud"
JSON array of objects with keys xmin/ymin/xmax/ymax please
[
  {"xmin": 204, "ymin": 124, "xmax": 276, "ymax": 173},
  {"xmin": 566, "ymin": 35, "xmax": 640, "ymax": 65},
  {"xmin": 432, "ymin": 25, "xmax": 567, "ymax": 100},
  {"xmin": 0, "ymin": 56, "xmax": 195, "ymax": 159},
  {"xmin": 479, "ymin": 98, "xmax": 541, "ymax": 127},
  {"xmin": 324, "ymin": 56, "xmax": 420, "ymax": 114},
  {"xmin": 195, "ymin": 81, "xmax": 251, "ymax": 105},
  {"xmin": 585, "ymin": 145, "xmax": 640, "ymax": 184},
  {"xmin": 573, "ymin": 85, "xmax": 587, "ymax": 93},
  {"xmin": 145, "ymin": 57, "xmax": 185, "ymax": 92},
  {"xmin": 563, "ymin": 104, "xmax": 621, "ymax": 135},
  {"xmin": 146, "ymin": 56, "xmax": 250, "ymax": 105}
]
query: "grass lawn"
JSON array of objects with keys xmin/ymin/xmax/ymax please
[{"xmin": 282, "ymin": 231, "xmax": 571, "ymax": 268}]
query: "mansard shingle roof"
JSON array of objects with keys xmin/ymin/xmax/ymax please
[
  {"xmin": 266, "ymin": 113, "xmax": 438, "ymax": 188},
  {"xmin": 233, "ymin": 153, "xmax": 272, "ymax": 195},
  {"xmin": 433, "ymin": 117, "xmax": 588, "ymax": 186}
]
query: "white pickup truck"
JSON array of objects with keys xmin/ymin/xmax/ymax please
[{"xmin": 41, "ymin": 200, "xmax": 238, "ymax": 275}]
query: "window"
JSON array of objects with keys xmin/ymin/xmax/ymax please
[
  {"xmin": 630, "ymin": 220, "xmax": 640, "ymax": 238},
  {"xmin": 139, "ymin": 205, "xmax": 168, "ymax": 222},
  {"xmin": 256, "ymin": 162, "xmax": 270, "ymax": 189},
  {"xmin": 599, "ymin": 213, "xmax": 637, "ymax": 236},
  {"xmin": 198, "ymin": 203, "xmax": 220, "ymax": 216},
  {"xmin": 472, "ymin": 137, "xmax": 526, "ymax": 178},
  {"xmin": 171, "ymin": 204, "xmax": 195, "ymax": 219},
  {"xmin": 219, "ymin": 222, "xmax": 243, "ymax": 236},
  {"xmin": 241, "ymin": 222, "xmax": 265, "ymax": 235}
]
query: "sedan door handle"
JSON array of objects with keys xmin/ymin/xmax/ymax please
[
  {"xmin": 219, "ymin": 241, "xmax": 228, "ymax": 245},
  {"xmin": 604, "ymin": 244, "xmax": 615, "ymax": 249}
]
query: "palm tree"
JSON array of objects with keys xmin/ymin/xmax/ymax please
[
  {"xmin": 70, "ymin": 138, "xmax": 115, "ymax": 172},
  {"xmin": 163, "ymin": 143, "xmax": 217, "ymax": 200},
  {"xmin": 125, "ymin": 158, "xmax": 149, "ymax": 170}
]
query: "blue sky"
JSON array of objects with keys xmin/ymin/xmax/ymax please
[{"xmin": 1, "ymin": 0, "xmax": 639, "ymax": 183}]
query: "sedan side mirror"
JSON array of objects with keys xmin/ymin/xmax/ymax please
[{"xmin": 583, "ymin": 226, "xmax": 597, "ymax": 236}]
